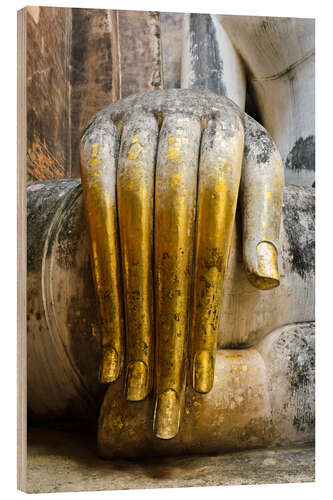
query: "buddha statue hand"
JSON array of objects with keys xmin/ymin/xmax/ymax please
[{"xmin": 80, "ymin": 89, "xmax": 284, "ymax": 440}]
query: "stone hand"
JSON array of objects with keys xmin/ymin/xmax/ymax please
[{"xmin": 79, "ymin": 89, "xmax": 284, "ymax": 439}]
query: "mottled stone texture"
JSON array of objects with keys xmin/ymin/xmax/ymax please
[
  {"xmin": 26, "ymin": 6, "xmax": 72, "ymax": 181},
  {"xmin": 26, "ymin": 7, "xmax": 164, "ymax": 180},
  {"xmin": 184, "ymin": 14, "xmax": 227, "ymax": 95},
  {"xmin": 70, "ymin": 9, "xmax": 120, "ymax": 177},
  {"xmin": 117, "ymin": 10, "xmax": 163, "ymax": 98},
  {"xmin": 160, "ymin": 12, "xmax": 183, "ymax": 89},
  {"xmin": 218, "ymin": 16, "xmax": 315, "ymax": 186}
]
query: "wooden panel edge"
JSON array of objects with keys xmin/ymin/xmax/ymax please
[{"xmin": 17, "ymin": 6, "xmax": 27, "ymax": 493}]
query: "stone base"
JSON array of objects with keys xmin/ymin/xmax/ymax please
[{"xmin": 26, "ymin": 425, "xmax": 315, "ymax": 493}]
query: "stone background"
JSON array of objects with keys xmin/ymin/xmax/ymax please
[
  {"xmin": 25, "ymin": 7, "xmax": 315, "ymax": 185},
  {"xmin": 26, "ymin": 7, "xmax": 164, "ymax": 180}
]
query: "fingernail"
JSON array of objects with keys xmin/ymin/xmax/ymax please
[
  {"xmin": 153, "ymin": 389, "xmax": 180, "ymax": 439},
  {"xmin": 99, "ymin": 346, "xmax": 119, "ymax": 383},
  {"xmin": 256, "ymin": 241, "xmax": 280, "ymax": 289},
  {"xmin": 193, "ymin": 350, "xmax": 214, "ymax": 393},
  {"xmin": 126, "ymin": 361, "xmax": 148, "ymax": 401}
]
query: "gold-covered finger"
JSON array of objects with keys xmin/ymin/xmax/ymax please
[
  {"xmin": 154, "ymin": 114, "xmax": 201, "ymax": 438},
  {"xmin": 80, "ymin": 120, "xmax": 124, "ymax": 383},
  {"xmin": 117, "ymin": 113, "xmax": 158, "ymax": 401},
  {"xmin": 191, "ymin": 119, "xmax": 244, "ymax": 393}
]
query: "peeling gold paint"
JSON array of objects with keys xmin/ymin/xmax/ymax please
[
  {"xmin": 90, "ymin": 157, "xmax": 99, "ymax": 166},
  {"xmin": 90, "ymin": 144, "xmax": 100, "ymax": 167},
  {"xmin": 170, "ymin": 173, "xmax": 181, "ymax": 189},
  {"xmin": 81, "ymin": 136, "xmax": 124, "ymax": 384},
  {"xmin": 214, "ymin": 177, "xmax": 227, "ymax": 193},
  {"xmin": 191, "ymin": 127, "xmax": 243, "ymax": 394},
  {"xmin": 117, "ymin": 119, "xmax": 157, "ymax": 402},
  {"xmin": 128, "ymin": 142, "xmax": 142, "ymax": 160},
  {"xmin": 168, "ymin": 145, "xmax": 180, "ymax": 160},
  {"xmin": 154, "ymin": 116, "xmax": 200, "ymax": 439}
]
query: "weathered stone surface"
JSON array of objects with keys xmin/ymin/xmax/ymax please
[
  {"xmin": 26, "ymin": 426, "xmax": 315, "ymax": 493},
  {"xmin": 27, "ymin": 180, "xmax": 106, "ymax": 422},
  {"xmin": 98, "ymin": 323, "xmax": 314, "ymax": 458},
  {"xmin": 219, "ymin": 16, "xmax": 314, "ymax": 79},
  {"xmin": 221, "ymin": 185, "xmax": 315, "ymax": 348},
  {"xmin": 70, "ymin": 9, "xmax": 120, "ymax": 177},
  {"xmin": 70, "ymin": 10, "xmax": 164, "ymax": 172},
  {"xmin": 26, "ymin": 8, "xmax": 164, "ymax": 180},
  {"xmin": 258, "ymin": 323, "xmax": 315, "ymax": 446},
  {"xmin": 117, "ymin": 10, "xmax": 163, "ymax": 98},
  {"xmin": 27, "ymin": 179, "xmax": 80, "ymax": 272},
  {"xmin": 281, "ymin": 185, "xmax": 315, "ymax": 280},
  {"xmin": 83, "ymin": 88, "xmax": 243, "ymax": 128},
  {"xmin": 183, "ymin": 14, "xmax": 226, "ymax": 96},
  {"xmin": 181, "ymin": 14, "xmax": 246, "ymax": 109},
  {"xmin": 219, "ymin": 16, "xmax": 315, "ymax": 186},
  {"xmin": 26, "ymin": 6, "xmax": 72, "ymax": 180},
  {"xmin": 160, "ymin": 12, "xmax": 184, "ymax": 89}
]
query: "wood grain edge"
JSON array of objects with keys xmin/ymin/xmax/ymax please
[{"xmin": 17, "ymin": 6, "xmax": 27, "ymax": 493}]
